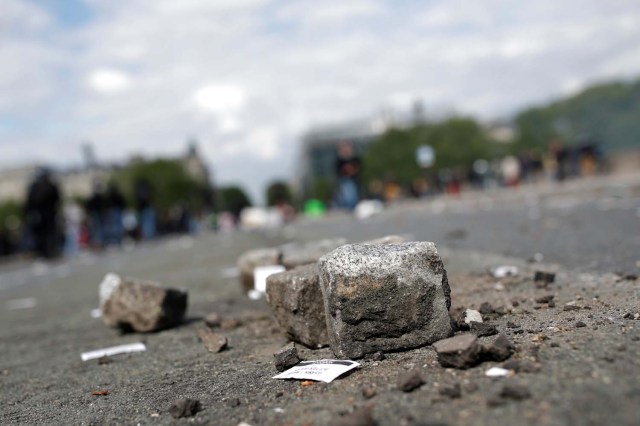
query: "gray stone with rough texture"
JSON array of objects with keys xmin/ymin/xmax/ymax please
[
  {"xmin": 274, "ymin": 342, "xmax": 300, "ymax": 372},
  {"xmin": 281, "ymin": 238, "xmax": 347, "ymax": 270},
  {"xmin": 318, "ymin": 242, "xmax": 453, "ymax": 359},
  {"xmin": 237, "ymin": 248, "xmax": 281, "ymax": 293},
  {"xmin": 99, "ymin": 273, "xmax": 187, "ymax": 332},
  {"xmin": 433, "ymin": 333, "xmax": 482, "ymax": 369},
  {"xmin": 266, "ymin": 264, "xmax": 328, "ymax": 348},
  {"xmin": 360, "ymin": 235, "xmax": 407, "ymax": 245}
]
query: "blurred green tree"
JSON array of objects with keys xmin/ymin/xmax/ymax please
[
  {"xmin": 218, "ymin": 186, "xmax": 252, "ymax": 217},
  {"xmin": 265, "ymin": 181, "xmax": 293, "ymax": 206}
]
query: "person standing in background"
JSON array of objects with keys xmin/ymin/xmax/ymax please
[
  {"xmin": 134, "ymin": 178, "xmax": 156, "ymax": 240},
  {"xmin": 105, "ymin": 182, "xmax": 126, "ymax": 245},
  {"xmin": 334, "ymin": 140, "xmax": 361, "ymax": 210},
  {"xmin": 24, "ymin": 168, "xmax": 61, "ymax": 258}
]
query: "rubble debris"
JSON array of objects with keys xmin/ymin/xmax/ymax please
[
  {"xmin": 274, "ymin": 343, "xmax": 301, "ymax": 372},
  {"xmin": 226, "ymin": 398, "xmax": 241, "ymax": 407},
  {"xmin": 433, "ymin": 334, "xmax": 482, "ymax": 369},
  {"xmin": 534, "ymin": 271, "xmax": 555, "ymax": 287},
  {"xmin": 363, "ymin": 351, "xmax": 386, "ymax": 362},
  {"xmin": 204, "ymin": 312, "xmax": 222, "ymax": 328},
  {"xmin": 485, "ymin": 367, "xmax": 510, "ymax": 377},
  {"xmin": 91, "ymin": 390, "xmax": 110, "ymax": 396},
  {"xmin": 470, "ymin": 322, "xmax": 498, "ymax": 337},
  {"xmin": 575, "ymin": 321, "xmax": 587, "ymax": 328},
  {"xmin": 439, "ymin": 383, "xmax": 462, "ymax": 398},
  {"xmin": 563, "ymin": 301, "xmax": 581, "ymax": 311},
  {"xmin": 319, "ymin": 242, "xmax": 452, "ymax": 359},
  {"xmin": 479, "ymin": 302, "xmax": 495, "ymax": 316},
  {"xmin": 281, "ymin": 238, "xmax": 347, "ymax": 270},
  {"xmin": 464, "ymin": 309, "xmax": 483, "ymax": 324},
  {"xmin": 535, "ymin": 294, "xmax": 555, "ymax": 304},
  {"xmin": 333, "ymin": 406, "xmax": 376, "ymax": 426},
  {"xmin": 99, "ymin": 273, "xmax": 187, "ymax": 332},
  {"xmin": 237, "ymin": 248, "xmax": 281, "ymax": 293},
  {"xmin": 491, "ymin": 266, "xmax": 518, "ymax": 278},
  {"xmin": 168, "ymin": 398, "xmax": 201, "ymax": 419},
  {"xmin": 482, "ymin": 334, "xmax": 516, "ymax": 362},
  {"xmin": 500, "ymin": 383, "xmax": 532, "ymax": 400},
  {"xmin": 397, "ymin": 369, "xmax": 425, "ymax": 392},
  {"xmin": 197, "ymin": 329, "xmax": 228, "ymax": 353},
  {"xmin": 266, "ymin": 265, "xmax": 329, "ymax": 348},
  {"xmin": 362, "ymin": 384, "xmax": 377, "ymax": 399},
  {"xmin": 221, "ymin": 318, "xmax": 242, "ymax": 330},
  {"xmin": 81, "ymin": 342, "xmax": 146, "ymax": 362}
]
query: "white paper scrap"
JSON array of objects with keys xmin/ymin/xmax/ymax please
[
  {"xmin": 485, "ymin": 367, "xmax": 510, "ymax": 377},
  {"xmin": 253, "ymin": 265, "xmax": 285, "ymax": 293},
  {"xmin": 492, "ymin": 265, "xmax": 519, "ymax": 278},
  {"xmin": 81, "ymin": 342, "xmax": 146, "ymax": 361},
  {"xmin": 273, "ymin": 359, "xmax": 360, "ymax": 383}
]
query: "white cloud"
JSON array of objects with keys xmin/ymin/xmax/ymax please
[
  {"xmin": 192, "ymin": 85, "xmax": 246, "ymax": 114},
  {"xmin": 89, "ymin": 69, "xmax": 132, "ymax": 94}
]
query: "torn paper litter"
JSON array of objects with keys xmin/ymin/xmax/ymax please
[{"xmin": 273, "ymin": 359, "xmax": 360, "ymax": 383}]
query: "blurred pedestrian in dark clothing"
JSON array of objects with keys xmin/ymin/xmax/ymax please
[
  {"xmin": 85, "ymin": 183, "xmax": 107, "ymax": 248},
  {"xmin": 105, "ymin": 182, "xmax": 126, "ymax": 245},
  {"xmin": 134, "ymin": 178, "xmax": 156, "ymax": 239},
  {"xmin": 335, "ymin": 141, "xmax": 361, "ymax": 209},
  {"xmin": 24, "ymin": 168, "xmax": 61, "ymax": 258}
]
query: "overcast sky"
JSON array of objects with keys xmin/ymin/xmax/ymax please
[{"xmin": 2, "ymin": 0, "xmax": 640, "ymax": 202}]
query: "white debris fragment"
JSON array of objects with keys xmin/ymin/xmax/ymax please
[
  {"xmin": 247, "ymin": 289, "xmax": 263, "ymax": 300},
  {"xmin": 253, "ymin": 265, "xmax": 286, "ymax": 293},
  {"xmin": 464, "ymin": 309, "xmax": 483, "ymax": 324},
  {"xmin": 81, "ymin": 342, "xmax": 147, "ymax": 361},
  {"xmin": 273, "ymin": 359, "xmax": 360, "ymax": 383},
  {"xmin": 90, "ymin": 308, "xmax": 102, "ymax": 319},
  {"xmin": 99, "ymin": 273, "xmax": 122, "ymax": 306},
  {"xmin": 6, "ymin": 297, "xmax": 37, "ymax": 310},
  {"xmin": 485, "ymin": 367, "xmax": 510, "ymax": 377},
  {"xmin": 492, "ymin": 266, "xmax": 519, "ymax": 278},
  {"xmin": 354, "ymin": 200, "xmax": 384, "ymax": 220}
]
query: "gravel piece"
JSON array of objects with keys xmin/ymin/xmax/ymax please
[
  {"xmin": 397, "ymin": 369, "xmax": 425, "ymax": 392},
  {"xmin": 274, "ymin": 342, "xmax": 300, "ymax": 372},
  {"xmin": 433, "ymin": 334, "xmax": 482, "ymax": 369},
  {"xmin": 168, "ymin": 398, "xmax": 201, "ymax": 418}
]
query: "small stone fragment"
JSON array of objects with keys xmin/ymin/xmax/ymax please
[
  {"xmin": 479, "ymin": 302, "xmax": 494, "ymax": 315},
  {"xmin": 169, "ymin": 398, "xmax": 201, "ymax": 419},
  {"xmin": 198, "ymin": 329, "xmax": 228, "ymax": 353},
  {"xmin": 503, "ymin": 359, "xmax": 540, "ymax": 373},
  {"xmin": 548, "ymin": 300, "xmax": 556, "ymax": 308},
  {"xmin": 319, "ymin": 242, "xmax": 452, "ymax": 359},
  {"xmin": 204, "ymin": 312, "xmax": 222, "ymax": 328},
  {"xmin": 274, "ymin": 342, "xmax": 300, "ymax": 372},
  {"xmin": 563, "ymin": 302, "xmax": 581, "ymax": 311},
  {"xmin": 237, "ymin": 247, "xmax": 281, "ymax": 293},
  {"xmin": 397, "ymin": 369, "xmax": 425, "ymax": 392},
  {"xmin": 362, "ymin": 384, "xmax": 377, "ymax": 399},
  {"xmin": 575, "ymin": 321, "xmax": 587, "ymax": 328},
  {"xmin": 333, "ymin": 406, "xmax": 376, "ymax": 426},
  {"xmin": 439, "ymin": 383, "xmax": 461, "ymax": 398},
  {"xmin": 535, "ymin": 294, "xmax": 555, "ymax": 304},
  {"xmin": 482, "ymin": 334, "xmax": 515, "ymax": 361},
  {"xmin": 433, "ymin": 334, "xmax": 482, "ymax": 369},
  {"xmin": 506, "ymin": 321, "xmax": 519, "ymax": 328},
  {"xmin": 464, "ymin": 309, "xmax": 483, "ymax": 324},
  {"xmin": 500, "ymin": 383, "xmax": 531, "ymax": 400},
  {"xmin": 470, "ymin": 321, "xmax": 498, "ymax": 337},
  {"xmin": 226, "ymin": 398, "xmax": 241, "ymax": 408},
  {"xmin": 534, "ymin": 271, "xmax": 555, "ymax": 286},
  {"xmin": 99, "ymin": 273, "xmax": 187, "ymax": 332},
  {"xmin": 220, "ymin": 317, "xmax": 242, "ymax": 330},
  {"xmin": 266, "ymin": 264, "xmax": 328, "ymax": 348},
  {"xmin": 364, "ymin": 351, "xmax": 386, "ymax": 361}
]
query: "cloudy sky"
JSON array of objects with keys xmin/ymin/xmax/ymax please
[{"xmin": 2, "ymin": 0, "xmax": 640, "ymax": 202}]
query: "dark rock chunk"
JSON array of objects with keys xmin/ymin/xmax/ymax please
[
  {"xmin": 575, "ymin": 321, "xmax": 587, "ymax": 328},
  {"xmin": 99, "ymin": 274, "xmax": 187, "ymax": 332},
  {"xmin": 470, "ymin": 321, "xmax": 498, "ymax": 337},
  {"xmin": 197, "ymin": 329, "xmax": 228, "ymax": 353},
  {"xmin": 535, "ymin": 294, "xmax": 555, "ymax": 304},
  {"xmin": 168, "ymin": 398, "xmax": 201, "ymax": 418},
  {"xmin": 479, "ymin": 302, "xmax": 494, "ymax": 315},
  {"xmin": 506, "ymin": 321, "xmax": 519, "ymax": 328},
  {"xmin": 433, "ymin": 334, "xmax": 482, "ymax": 369},
  {"xmin": 500, "ymin": 383, "xmax": 532, "ymax": 400},
  {"xmin": 534, "ymin": 271, "xmax": 555, "ymax": 287},
  {"xmin": 319, "ymin": 242, "xmax": 452, "ymax": 359},
  {"xmin": 397, "ymin": 369, "xmax": 425, "ymax": 392},
  {"xmin": 439, "ymin": 383, "xmax": 462, "ymax": 399},
  {"xmin": 482, "ymin": 334, "xmax": 515, "ymax": 362},
  {"xmin": 274, "ymin": 342, "xmax": 300, "ymax": 372},
  {"xmin": 364, "ymin": 351, "xmax": 386, "ymax": 361},
  {"xmin": 226, "ymin": 398, "xmax": 240, "ymax": 408},
  {"xmin": 266, "ymin": 264, "xmax": 328, "ymax": 348}
]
